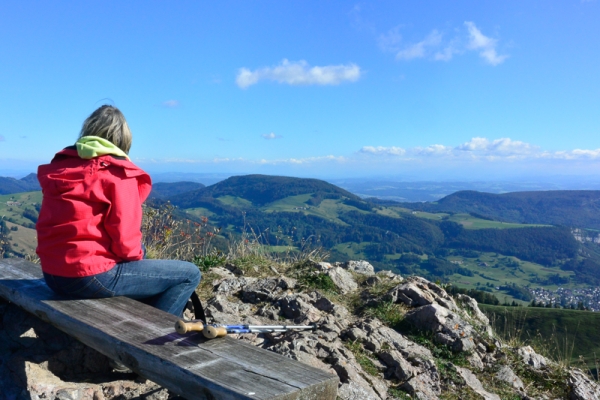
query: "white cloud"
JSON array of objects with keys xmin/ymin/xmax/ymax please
[
  {"xmin": 262, "ymin": 132, "xmax": 282, "ymax": 140},
  {"xmin": 464, "ymin": 21, "xmax": 508, "ymax": 66},
  {"xmin": 360, "ymin": 146, "xmax": 406, "ymax": 156},
  {"xmin": 412, "ymin": 144, "xmax": 452, "ymax": 156},
  {"xmin": 434, "ymin": 38, "xmax": 462, "ymax": 61},
  {"xmin": 236, "ymin": 59, "xmax": 361, "ymax": 89},
  {"xmin": 457, "ymin": 137, "xmax": 536, "ymax": 155},
  {"xmin": 381, "ymin": 22, "xmax": 508, "ymax": 66},
  {"xmin": 544, "ymin": 149, "xmax": 600, "ymax": 160},
  {"xmin": 395, "ymin": 30, "xmax": 442, "ymax": 60}
]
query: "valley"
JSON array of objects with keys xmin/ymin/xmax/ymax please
[{"xmin": 3, "ymin": 174, "xmax": 600, "ymax": 308}]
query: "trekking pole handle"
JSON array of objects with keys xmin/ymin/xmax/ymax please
[
  {"xmin": 175, "ymin": 319, "xmax": 205, "ymax": 334},
  {"xmin": 203, "ymin": 325, "xmax": 228, "ymax": 339}
]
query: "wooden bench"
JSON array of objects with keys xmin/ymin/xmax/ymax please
[{"xmin": 0, "ymin": 258, "xmax": 339, "ymax": 399}]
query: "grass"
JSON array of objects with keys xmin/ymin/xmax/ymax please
[
  {"xmin": 344, "ymin": 340, "xmax": 380, "ymax": 377},
  {"xmin": 481, "ymin": 304, "xmax": 600, "ymax": 376},
  {"xmin": 4, "ymin": 221, "xmax": 37, "ymax": 255},
  {"xmin": 0, "ymin": 191, "xmax": 42, "ymax": 226}
]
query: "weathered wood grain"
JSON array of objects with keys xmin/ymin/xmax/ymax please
[{"xmin": 0, "ymin": 258, "xmax": 338, "ymax": 400}]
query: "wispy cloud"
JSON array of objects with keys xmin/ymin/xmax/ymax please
[
  {"xmin": 380, "ymin": 22, "xmax": 508, "ymax": 65},
  {"xmin": 358, "ymin": 138, "xmax": 600, "ymax": 162},
  {"xmin": 258, "ymin": 155, "xmax": 346, "ymax": 165},
  {"xmin": 360, "ymin": 146, "xmax": 406, "ymax": 156},
  {"xmin": 236, "ymin": 59, "xmax": 362, "ymax": 89},
  {"xmin": 377, "ymin": 26, "xmax": 403, "ymax": 52},
  {"xmin": 262, "ymin": 132, "xmax": 282, "ymax": 140},
  {"xmin": 395, "ymin": 30, "xmax": 442, "ymax": 60},
  {"xmin": 134, "ymin": 138, "xmax": 600, "ymax": 180},
  {"xmin": 456, "ymin": 137, "xmax": 536, "ymax": 155},
  {"xmin": 464, "ymin": 22, "xmax": 508, "ymax": 65},
  {"xmin": 161, "ymin": 100, "xmax": 181, "ymax": 108}
]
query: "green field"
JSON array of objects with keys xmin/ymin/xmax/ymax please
[
  {"xmin": 0, "ymin": 191, "xmax": 41, "ymax": 226},
  {"xmin": 4, "ymin": 221, "xmax": 37, "ymax": 255},
  {"xmin": 263, "ymin": 196, "xmax": 368, "ymax": 225},
  {"xmin": 185, "ymin": 207, "xmax": 217, "ymax": 219},
  {"xmin": 216, "ymin": 195, "xmax": 253, "ymax": 208},
  {"xmin": 481, "ymin": 304, "xmax": 600, "ymax": 374}
]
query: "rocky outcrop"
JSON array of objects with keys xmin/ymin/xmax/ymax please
[{"xmin": 2, "ymin": 259, "xmax": 600, "ymax": 400}]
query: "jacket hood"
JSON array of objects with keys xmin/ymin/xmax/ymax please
[
  {"xmin": 37, "ymin": 144, "xmax": 151, "ymax": 200},
  {"xmin": 76, "ymin": 136, "xmax": 130, "ymax": 160}
]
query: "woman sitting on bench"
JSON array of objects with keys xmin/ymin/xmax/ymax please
[{"xmin": 36, "ymin": 105, "xmax": 201, "ymax": 318}]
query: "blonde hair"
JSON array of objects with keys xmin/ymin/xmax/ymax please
[{"xmin": 79, "ymin": 105, "xmax": 132, "ymax": 154}]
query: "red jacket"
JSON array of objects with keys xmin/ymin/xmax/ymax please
[{"xmin": 36, "ymin": 147, "xmax": 152, "ymax": 277}]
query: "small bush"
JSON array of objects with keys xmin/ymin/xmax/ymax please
[{"xmin": 298, "ymin": 273, "xmax": 338, "ymax": 293}]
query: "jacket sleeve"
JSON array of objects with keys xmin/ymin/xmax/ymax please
[{"xmin": 103, "ymin": 174, "xmax": 145, "ymax": 262}]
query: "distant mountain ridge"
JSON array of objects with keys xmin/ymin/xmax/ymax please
[
  {"xmin": 149, "ymin": 181, "xmax": 205, "ymax": 200},
  {"xmin": 171, "ymin": 174, "xmax": 360, "ymax": 208},
  {"xmin": 402, "ymin": 190, "xmax": 600, "ymax": 229},
  {"xmin": 0, "ymin": 173, "xmax": 40, "ymax": 195}
]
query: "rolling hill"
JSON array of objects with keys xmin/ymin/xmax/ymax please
[
  {"xmin": 401, "ymin": 190, "xmax": 600, "ymax": 229},
  {"xmin": 171, "ymin": 174, "xmax": 361, "ymax": 208}
]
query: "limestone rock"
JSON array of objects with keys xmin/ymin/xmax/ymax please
[
  {"xmin": 405, "ymin": 303, "xmax": 476, "ymax": 352},
  {"xmin": 518, "ymin": 346, "xmax": 550, "ymax": 369},
  {"xmin": 495, "ymin": 365, "xmax": 524, "ymax": 391},
  {"xmin": 341, "ymin": 260, "xmax": 375, "ymax": 276},
  {"xmin": 454, "ymin": 366, "xmax": 500, "ymax": 399},
  {"xmin": 325, "ymin": 267, "xmax": 358, "ymax": 294},
  {"xmin": 386, "ymin": 276, "xmax": 457, "ymax": 312},
  {"xmin": 241, "ymin": 277, "xmax": 296, "ymax": 303},
  {"xmin": 337, "ymin": 381, "xmax": 380, "ymax": 400},
  {"xmin": 567, "ymin": 369, "xmax": 600, "ymax": 400}
]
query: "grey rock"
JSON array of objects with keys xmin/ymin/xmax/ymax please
[
  {"xmin": 341, "ymin": 260, "xmax": 375, "ymax": 276},
  {"xmin": 399, "ymin": 362, "xmax": 441, "ymax": 400},
  {"xmin": 495, "ymin": 365, "xmax": 524, "ymax": 391},
  {"xmin": 567, "ymin": 369, "xmax": 600, "ymax": 400},
  {"xmin": 278, "ymin": 294, "xmax": 323, "ymax": 323},
  {"xmin": 337, "ymin": 381, "xmax": 380, "ymax": 400},
  {"xmin": 377, "ymin": 349, "xmax": 417, "ymax": 381},
  {"xmin": 518, "ymin": 346, "xmax": 550, "ymax": 369},
  {"xmin": 332, "ymin": 359, "xmax": 383, "ymax": 400},
  {"xmin": 215, "ymin": 277, "xmax": 255, "ymax": 294},
  {"xmin": 376, "ymin": 270, "xmax": 403, "ymax": 281},
  {"xmin": 405, "ymin": 303, "xmax": 476, "ymax": 352},
  {"xmin": 325, "ymin": 267, "xmax": 358, "ymax": 294},
  {"xmin": 241, "ymin": 277, "xmax": 296, "ymax": 303},
  {"xmin": 455, "ymin": 366, "xmax": 501, "ymax": 400}
]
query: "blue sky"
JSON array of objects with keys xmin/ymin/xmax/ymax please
[{"xmin": 1, "ymin": 1, "xmax": 599, "ymax": 181}]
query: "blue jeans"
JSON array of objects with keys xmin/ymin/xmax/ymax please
[{"xmin": 43, "ymin": 259, "xmax": 201, "ymax": 317}]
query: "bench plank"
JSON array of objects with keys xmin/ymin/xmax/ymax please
[{"xmin": 0, "ymin": 258, "xmax": 338, "ymax": 399}]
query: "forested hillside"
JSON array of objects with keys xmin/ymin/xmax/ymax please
[
  {"xmin": 149, "ymin": 181, "xmax": 205, "ymax": 199},
  {"xmin": 0, "ymin": 173, "xmax": 40, "ymax": 194},
  {"xmin": 173, "ymin": 174, "xmax": 361, "ymax": 207},
  {"xmin": 161, "ymin": 176, "xmax": 600, "ymax": 297},
  {"xmin": 402, "ymin": 190, "xmax": 600, "ymax": 229}
]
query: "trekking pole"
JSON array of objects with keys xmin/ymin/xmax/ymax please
[
  {"xmin": 175, "ymin": 320, "xmax": 316, "ymax": 338},
  {"xmin": 202, "ymin": 324, "xmax": 317, "ymax": 339}
]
